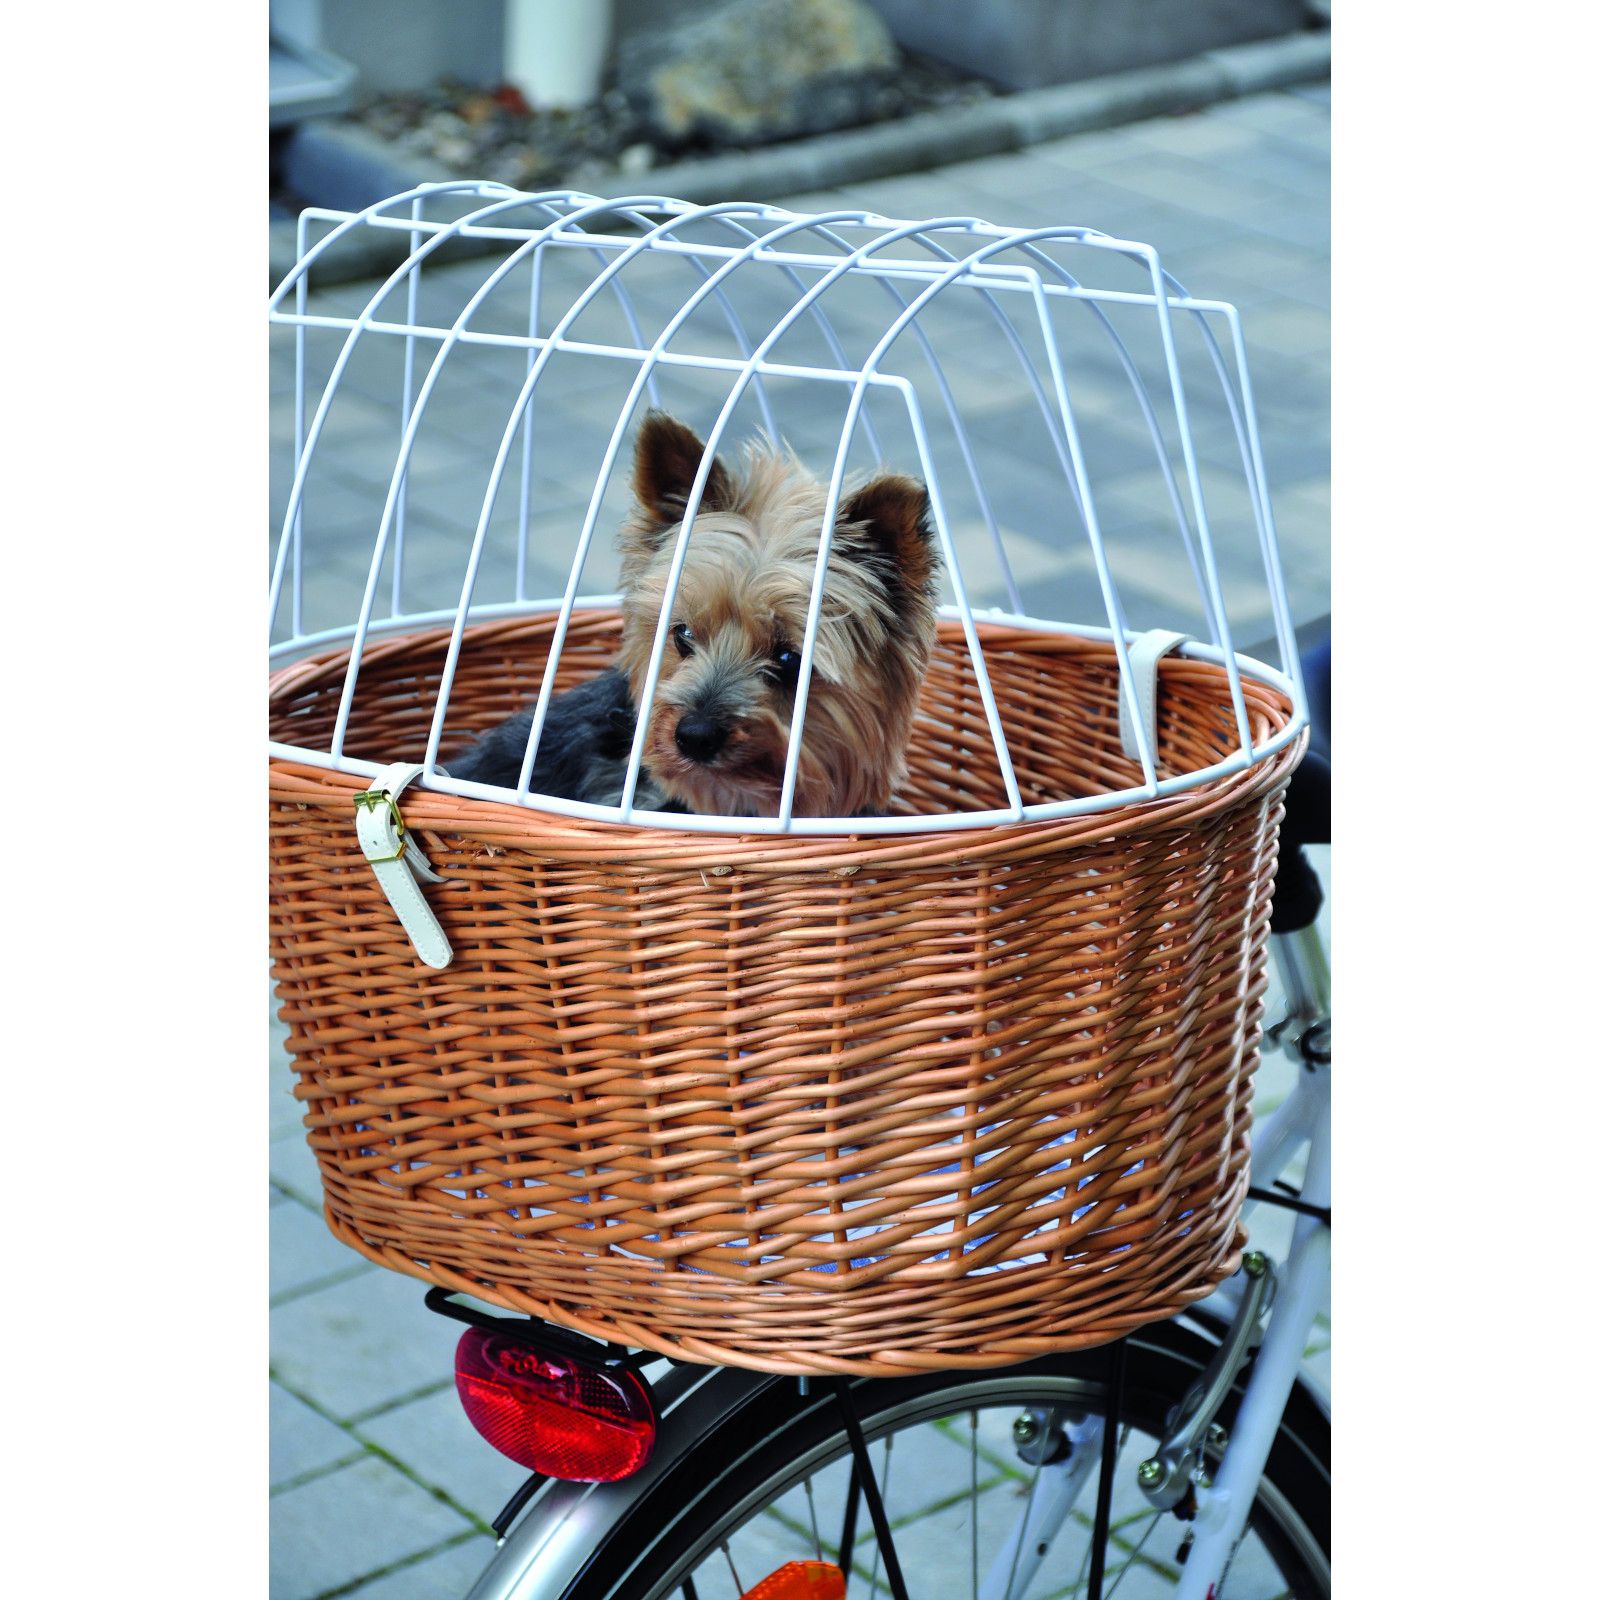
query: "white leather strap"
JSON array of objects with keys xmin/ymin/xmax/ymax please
[
  {"xmin": 1118, "ymin": 629, "xmax": 1191, "ymax": 769},
  {"xmin": 353, "ymin": 762, "xmax": 453, "ymax": 970}
]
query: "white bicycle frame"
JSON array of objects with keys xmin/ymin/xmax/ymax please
[
  {"xmin": 983, "ymin": 915, "xmax": 1331, "ymax": 1600},
  {"xmin": 461, "ymin": 912, "xmax": 1331, "ymax": 1600}
]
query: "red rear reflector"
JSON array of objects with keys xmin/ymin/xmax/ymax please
[
  {"xmin": 740, "ymin": 1562, "xmax": 847, "ymax": 1600},
  {"xmin": 453, "ymin": 1327, "xmax": 656, "ymax": 1482}
]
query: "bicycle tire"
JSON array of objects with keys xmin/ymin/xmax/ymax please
[{"xmin": 552, "ymin": 1316, "xmax": 1330, "ymax": 1600}]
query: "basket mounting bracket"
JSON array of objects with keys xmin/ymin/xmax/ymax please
[
  {"xmin": 353, "ymin": 762, "xmax": 454, "ymax": 969},
  {"xmin": 1117, "ymin": 629, "xmax": 1191, "ymax": 768}
]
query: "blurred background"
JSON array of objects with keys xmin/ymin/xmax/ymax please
[{"xmin": 270, "ymin": 4, "xmax": 1329, "ymax": 1596}]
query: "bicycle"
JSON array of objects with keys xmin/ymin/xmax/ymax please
[
  {"xmin": 268, "ymin": 186, "xmax": 1329, "ymax": 1600},
  {"xmin": 412, "ymin": 623, "xmax": 1330, "ymax": 1600}
]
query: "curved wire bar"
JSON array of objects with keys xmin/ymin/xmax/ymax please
[
  {"xmin": 919, "ymin": 237, "xmax": 1262, "ymax": 762},
  {"xmin": 290, "ymin": 211, "xmax": 309, "ymax": 638},
  {"xmin": 1218, "ymin": 302, "xmax": 1298, "ymax": 678},
  {"xmin": 492, "ymin": 195, "xmax": 787, "ymax": 601},
  {"xmin": 606, "ymin": 213, "xmax": 1032, "ymax": 824},
  {"xmin": 503, "ymin": 199, "xmax": 1037, "ymax": 787},
  {"xmin": 268, "ymin": 180, "xmax": 511, "ymax": 309},
  {"xmin": 269, "ymin": 191, "xmax": 1306, "ymax": 833},
  {"xmin": 771, "ymin": 227, "xmax": 1186, "ymax": 816},
  {"xmin": 446, "ymin": 205, "xmax": 885, "ymax": 795},
  {"xmin": 503, "ymin": 195, "xmax": 871, "ymax": 603},
  {"xmin": 1133, "ymin": 245, "xmax": 1254, "ymax": 757},
  {"xmin": 1009, "ymin": 238, "xmax": 1220, "ymax": 643},
  {"xmin": 1138, "ymin": 250, "xmax": 1300, "ymax": 681},
  {"xmin": 302, "ymin": 191, "xmax": 694, "ymax": 758},
  {"xmin": 270, "ymin": 186, "xmax": 674, "ymax": 637},
  {"xmin": 390, "ymin": 194, "xmax": 424, "ymax": 618},
  {"xmin": 756, "ymin": 214, "xmax": 1030, "ymax": 615},
  {"xmin": 1011, "ymin": 233, "xmax": 1295, "ymax": 679},
  {"xmin": 413, "ymin": 199, "xmax": 860, "ymax": 779},
  {"xmin": 512, "ymin": 231, "xmax": 545, "ymax": 603}
]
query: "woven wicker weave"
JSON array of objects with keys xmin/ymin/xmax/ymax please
[{"xmin": 269, "ymin": 611, "xmax": 1300, "ymax": 1377}]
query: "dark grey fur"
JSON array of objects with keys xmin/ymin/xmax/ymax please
[{"xmin": 444, "ymin": 667, "xmax": 685, "ymax": 813}]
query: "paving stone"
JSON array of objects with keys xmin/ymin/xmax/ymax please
[
  {"xmin": 271, "ymin": 1379, "xmax": 362, "ymax": 1489},
  {"xmin": 355, "ymin": 1384, "xmax": 528, "ymax": 1526},
  {"xmin": 1221, "ymin": 300, "xmax": 1328, "ymax": 363},
  {"xmin": 1271, "ymin": 266, "xmax": 1331, "ymax": 312},
  {"xmin": 1207, "ymin": 90, "xmax": 1328, "ymax": 134},
  {"xmin": 1225, "ymin": 139, "xmax": 1329, "ymax": 201},
  {"xmin": 1162, "ymin": 237, "xmax": 1325, "ymax": 309},
  {"xmin": 1234, "ymin": 194, "xmax": 1331, "ymax": 255},
  {"xmin": 1099, "ymin": 206, "xmax": 1250, "ymax": 262},
  {"xmin": 270, "ymin": 1009, "xmax": 305, "ymax": 1136},
  {"xmin": 271, "ymin": 1267, "xmax": 461, "ymax": 1423},
  {"xmin": 1087, "ymin": 151, "xmax": 1309, "ymax": 222},
  {"xmin": 273, "ymin": 1193, "xmax": 378, "ymax": 1301},
  {"xmin": 270, "ymin": 1124, "xmax": 326, "ymax": 1206},
  {"xmin": 339, "ymin": 1534, "xmax": 496, "ymax": 1599},
  {"xmin": 269, "ymin": 1454, "xmax": 473, "ymax": 1600},
  {"xmin": 1124, "ymin": 109, "xmax": 1269, "ymax": 162}
]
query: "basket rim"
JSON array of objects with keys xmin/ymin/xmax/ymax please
[{"xmin": 269, "ymin": 607, "xmax": 1304, "ymax": 862}]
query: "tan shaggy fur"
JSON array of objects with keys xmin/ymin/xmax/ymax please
[{"xmin": 614, "ymin": 412, "xmax": 940, "ymax": 818}]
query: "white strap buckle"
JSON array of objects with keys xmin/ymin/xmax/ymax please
[
  {"xmin": 353, "ymin": 762, "xmax": 453, "ymax": 970},
  {"xmin": 1118, "ymin": 629, "xmax": 1191, "ymax": 770}
]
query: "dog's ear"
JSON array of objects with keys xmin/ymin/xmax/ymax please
[
  {"xmin": 840, "ymin": 474, "xmax": 939, "ymax": 598},
  {"xmin": 631, "ymin": 412, "xmax": 736, "ymax": 530}
]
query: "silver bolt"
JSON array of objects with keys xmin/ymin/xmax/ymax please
[
  {"xmin": 1243, "ymin": 1250, "xmax": 1268, "ymax": 1278},
  {"xmin": 1013, "ymin": 1414, "xmax": 1040, "ymax": 1445},
  {"xmin": 1206, "ymin": 1422, "xmax": 1228, "ymax": 1452},
  {"xmin": 1137, "ymin": 1458, "xmax": 1166, "ymax": 1488}
]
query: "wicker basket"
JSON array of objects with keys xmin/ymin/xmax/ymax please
[{"xmin": 269, "ymin": 610, "xmax": 1300, "ymax": 1377}]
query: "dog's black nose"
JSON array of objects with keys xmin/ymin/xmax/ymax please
[{"xmin": 674, "ymin": 713, "xmax": 727, "ymax": 763}]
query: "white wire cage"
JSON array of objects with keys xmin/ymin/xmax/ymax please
[{"xmin": 268, "ymin": 181, "xmax": 1307, "ymax": 837}]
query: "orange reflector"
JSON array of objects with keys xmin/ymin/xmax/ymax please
[{"xmin": 739, "ymin": 1560, "xmax": 847, "ymax": 1600}]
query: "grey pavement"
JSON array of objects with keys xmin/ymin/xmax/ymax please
[{"xmin": 270, "ymin": 82, "xmax": 1328, "ymax": 1598}]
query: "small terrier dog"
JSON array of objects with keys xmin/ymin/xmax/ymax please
[{"xmin": 448, "ymin": 411, "xmax": 941, "ymax": 819}]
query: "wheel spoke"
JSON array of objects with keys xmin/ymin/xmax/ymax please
[
  {"xmin": 1100, "ymin": 1510, "xmax": 1163, "ymax": 1600},
  {"xmin": 866, "ymin": 1435, "xmax": 896, "ymax": 1600},
  {"xmin": 970, "ymin": 1410, "xmax": 980, "ymax": 1600},
  {"xmin": 658, "ymin": 1360, "xmax": 1322, "ymax": 1600},
  {"xmin": 803, "ymin": 1476, "xmax": 822, "ymax": 1563}
]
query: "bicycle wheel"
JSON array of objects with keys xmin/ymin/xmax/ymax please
[{"xmin": 554, "ymin": 1318, "xmax": 1329, "ymax": 1600}]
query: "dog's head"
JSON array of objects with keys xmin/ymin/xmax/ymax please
[{"xmin": 615, "ymin": 412, "xmax": 940, "ymax": 818}]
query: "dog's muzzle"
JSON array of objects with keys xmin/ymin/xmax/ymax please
[{"xmin": 674, "ymin": 713, "xmax": 728, "ymax": 764}]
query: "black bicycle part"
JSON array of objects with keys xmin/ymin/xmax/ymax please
[
  {"xmin": 1247, "ymin": 1184, "xmax": 1333, "ymax": 1228},
  {"xmin": 492, "ymin": 1473, "xmax": 547, "ymax": 1543},
  {"xmin": 835, "ymin": 1457, "xmax": 862, "ymax": 1580},
  {"xmin": 1240, "ymin": 615, "xmax": 1330, "ymax": 934},
  {"xmin": 1084, "ymin": 1335, "xmax": 1128, "ymax": 1600},
  {"xmin": 830, "ymin": 1378, "xmax": 912, "ymax": 1600},
  {"xmin": 423, "ymin": 1286, "xmax": 634, "ymax": 1364},
  {"xmin": 547, "ymin": 1316, "xmax": 1330, "ymax": 1600}
]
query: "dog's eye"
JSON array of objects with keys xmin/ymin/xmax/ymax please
[
  {"xmin": 773, "ymin": 647, "xmax": 802, "ymax": 688},
  {"xmin": 671, "ymin": 622, "xmax": 695, "ymax": 657}
]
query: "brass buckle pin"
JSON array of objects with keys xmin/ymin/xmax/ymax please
[{"xmin": 354, "ymin": 788, "xmax": 408, "ymax": 863}]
